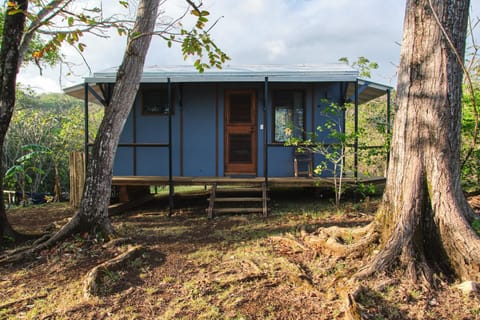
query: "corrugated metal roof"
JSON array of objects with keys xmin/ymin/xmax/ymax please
[
  {"xmin": 84, "ymin": 64, "xmax": 359, "ymax": 83},
  {"xmin": 63, "ymin": 64, "xmax": 393, "ymax": 103},
  {"xmin": 346, "ymin": 79, "xmax": 393, "ymax": 104}
]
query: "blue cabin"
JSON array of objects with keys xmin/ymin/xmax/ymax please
[{"xmin": 65, "ymin": 64, "xmax": 391, "ymax": 207}]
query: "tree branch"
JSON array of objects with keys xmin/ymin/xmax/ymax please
[
  {"xmin": 184, "ymin": 0, "xmax": 203, "ymax": 14},
  {"xmin": 18, "ymin": 0, "xmax": 71, "ymax": 65}
]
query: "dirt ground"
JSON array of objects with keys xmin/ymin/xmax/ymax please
[{"xmin": 1, "ymin": 190, "xmax": 480, "ymax": 320}]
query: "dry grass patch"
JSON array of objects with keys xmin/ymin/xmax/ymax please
[{"xmin": 2, "ymin": 194, "xmax": 480, "ymax": 319}]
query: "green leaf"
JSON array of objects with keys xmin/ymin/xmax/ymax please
[
  {"xmin": 117, "ymin": 28, "xmax": 126, "ymax": 36},
  {"xmin": 7, "ymin": 9, "xmax": 23, "ymax": 15},
  {"xmin": 22, "ymin": 144, "xmax": 51, "ymax": 152},
  {"xmin": 5, "ymin": 165, "xmax": 24, "ymax": 179}
]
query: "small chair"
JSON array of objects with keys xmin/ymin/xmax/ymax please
[{"xmin": 294, "ymin": 149, "xmax": 313, "ymax": 177}]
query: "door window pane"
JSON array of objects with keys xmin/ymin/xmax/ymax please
[
  {"xmin": 229, "ymin": 134, "xmax": 252, "ymax": 163},
  {"xmin": 229, "ymin": 94, "xmax": 251, "ymax": 123}
]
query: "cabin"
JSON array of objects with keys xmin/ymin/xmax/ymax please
[{"xmin": 65, "ymin": 64, "xmax": 392, "ymax": 215}]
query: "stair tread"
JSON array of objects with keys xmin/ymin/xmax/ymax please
[
  {"xmin": 207, "ymin": 182, "xmax": 269, "ymax": 217},
  {"xmin": 209, "ymin": 197, "xmax": 267, "ymax": 202},
  {"xmin": 216, "ymin": 188, "xmax": 264, "ymax": 193},
  {"xmin": 214, "ymin": 207, "xmax": 265, "ymax": 213}
]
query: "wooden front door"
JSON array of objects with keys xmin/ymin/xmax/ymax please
[{"xmin": 224, "ymin": 90, "xmax": 257, "ymax": 175}]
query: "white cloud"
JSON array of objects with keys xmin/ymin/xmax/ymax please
[
  {"xmin": 18, "ymin": 71, "xmax": 63, "ymax": 93},
  {"xmin": 238, "ymin": 0, "xmax": 268, "ymax": 14},
  {"xmin": 264, "ymin": 40, "xmax": 287, "ymax": 61},
  {"xmin": 17, "ymin": 0, "xmax": 480, "ymax": 92}
]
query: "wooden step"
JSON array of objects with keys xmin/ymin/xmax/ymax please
[
  {"xmin": 214, "ymin": 207, "xmax": 264, "ymax": 214},
  {"xmin": 209, "ymin": 197, "xmax": 265, "ymax": 202},
  {"xmin": 206, "ymin": 182, "xmax": 269, "ymax": 218},
  {"xmin": 215, "ymin": 187, "xmax": 264, "ymax": 193},
  {"xmin": 207, "ymin": 183, "xmax": 217, "ymax": 219}
]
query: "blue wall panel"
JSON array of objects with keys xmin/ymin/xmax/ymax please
[
  {"xmin": 112, "ymin": 81, "xmax": 348, "ymax": 178},
  {"xmin": 113, "ymin": 148, "xmax": 134, "ymax": 175},
  {"xmin": 267, "ymin": 147, "xmax": 295, "ymax": 177},
  {"xmin": 182, "ymin": 84, "xmax": 217, "ymax": 176},
  {"xmin": 136, "ymin": 147, "xmax": 170, "ymax": 176},
  {"xmin": 135, "ymin": 113, "xmax": 169, "ymax": 144},
  {"xmin": 119, "ymin": 108, "xmax": 134, "ymax": 143}
]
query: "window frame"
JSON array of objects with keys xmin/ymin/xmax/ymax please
[
  {"xmin": 271, "ymin": 89, "xmax": 306, "ymax": 144},
  {"xmin": 141, "ymin": 87, "xmax": 174, "ymax": 116}
]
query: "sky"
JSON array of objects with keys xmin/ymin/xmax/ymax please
[{"xmin": 16, "ymin": 0, "xmax": 478, "ymax": 93}]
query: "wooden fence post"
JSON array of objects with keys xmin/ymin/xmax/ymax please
[{"xmin": 69, "ymin": 151, "xmax": 86, "ymax": 208}]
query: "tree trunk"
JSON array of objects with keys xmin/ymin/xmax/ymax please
[
  {"xmin": 24, "ymin": 0, "xmax": 161, "ymax": 249},
  {"xmin": 0, "ymin": 1, "xmax": 28, "ymax": 242},
  {"xmin": 53, "ymin": 162, "xmax": 61, "ymax": 202},
  {"xmin": 358, "ymin": 0, "xmax": 480, "ymax": 282}
]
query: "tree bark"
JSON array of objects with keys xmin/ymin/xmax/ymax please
[
  {"xmin": 0, "ymin": 1, "xmax": 28, "ymax": 242},
  {"xmin": 357, "ymin": 0, "xmax": 480, "ymax": 282},
  {"xmin": 20, "ymin": 0, "xmax": 161, "ymax": 251}
]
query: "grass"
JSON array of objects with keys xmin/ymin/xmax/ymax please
[
  {"xmin": 2, "ymin": 193, "xmax": 480, "ymax": 319},
  {"xmin": 472, "ymin": 219, "xmax": 480, "ymax": 236},
  {"xmin": 150, "ymin": 185, "xmax": 208, "ymax": 195}
]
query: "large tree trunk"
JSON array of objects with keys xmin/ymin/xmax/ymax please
[
  {"xmin": 0, "ymin": 1, "xmax": 28, "ymax": 243},
  {"xmin": 357, "ymin": 0, "xmax": 480, "ymax": 282},
  {"xmin": 22, "ymin": 0, "xmax": 161, "ymax": 250}
]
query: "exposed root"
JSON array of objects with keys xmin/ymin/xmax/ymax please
[
  {"xmin": 304, "ymin": 222, "xmax": 379, "ymax": 259},
  {"xmin": 0, "ymin": 293, "xmax": 48, "ymax": 311},
  {"xmin": 0, "ymin": 232, "xmax": 52, "ymax": 261},
  {"xmin": 102, "ymin": 237, "xmax": 133, "ymax": 249},
  {"xmin": 354, "ymin": 234, "xmax": 436, "ymax": 292},
  {"xmin": 83, "ymin": 244, "xmax": 143, "ymax": 298},
  {"xmin": 343, "ymin": 285, "xmax": 365, "ymax": 320},
  {"xmin": 1, "ymin": 213, "xmax": 117, "ymax": 265},
  {"xmin": 0, "ymin": 215, "xmax": 82, "ymax": 264},
  {"xmin": 31, "ymin": 233, "xmax": 53, "ymax": 246},
  {"xmin": 270, "ymin": 233, "xmax": 310, "ymax": 252}
]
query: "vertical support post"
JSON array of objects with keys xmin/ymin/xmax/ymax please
[
  {"xmin": 354, "ymin": 81, "xmax": 359, "ymax": 181},
  {"xmin": 386, "ymin": 89, "xmax": 391, "ymax": 135},
  {"xmin": 69, "ymin": 151, "xmax": 86, "ymax": 208},
  {"xmin": 263, "ymin": 77, "xmax": 269, "ymax": 186},
  {"xmin": 133, "ymin": 91, "xmax": 137, "ymax": 176},
  {"xmin": 386, "ymin": 88, "xmax": 391, "ymax": 173},
  {"xmin": 84, "ymin": 83, "xmax": 90, "ymax": 165},
  {"xmin": 168, "ymin": 78, "xmax": 174, "ymax": 216},
  {"xmin": 215, "ymin": 84, "xmax": 219, "ymax": 176},
  {"xmin": 179, "ymin": 84, "xmax": 184, "ymax": 176}
]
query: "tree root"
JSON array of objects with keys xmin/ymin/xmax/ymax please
[
  {"xmin": 343, "ymin": 285, "xmax": 365, "ymax": 320},
  {"xmin": 354, "ymin": 234, "xmax": 436, "ymax": 290},
  {"xmin": 0, "ymin": 232, "xmax": 51, "ymax": 261},
  {"xmin": 1, "ymin": 213, "xmax": 116, "ymax": 265},
  {"xmin": 0, "ymin": 293, "xmax": 48, "ymax": 311},
  {"xmin": 83, "ymin": 244, "xmax": 143, "ymax": 298},
  {"xmin": 0, "ymin": 216, "xmax": 80, "ymax": 264},
  {"xmin": 304, "ymin": 223, "xmax": 379, "ymax": 259},
  {"xmin": 270, "ymin": 234, "xmax": 310, "ymax": 253}
]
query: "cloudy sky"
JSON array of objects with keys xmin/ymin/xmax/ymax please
[{"xmin": 17, "ymin": 0, "xmax": 478, "ymax": 93}]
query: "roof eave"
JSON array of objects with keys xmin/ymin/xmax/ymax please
[{"xmin": 84, "ymin": 72, "xmax": 359, "ymax": 84}]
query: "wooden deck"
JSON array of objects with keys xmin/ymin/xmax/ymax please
[{"xmin": 112, "ymin": 176, "xmax": 386, "ymax": 188}]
